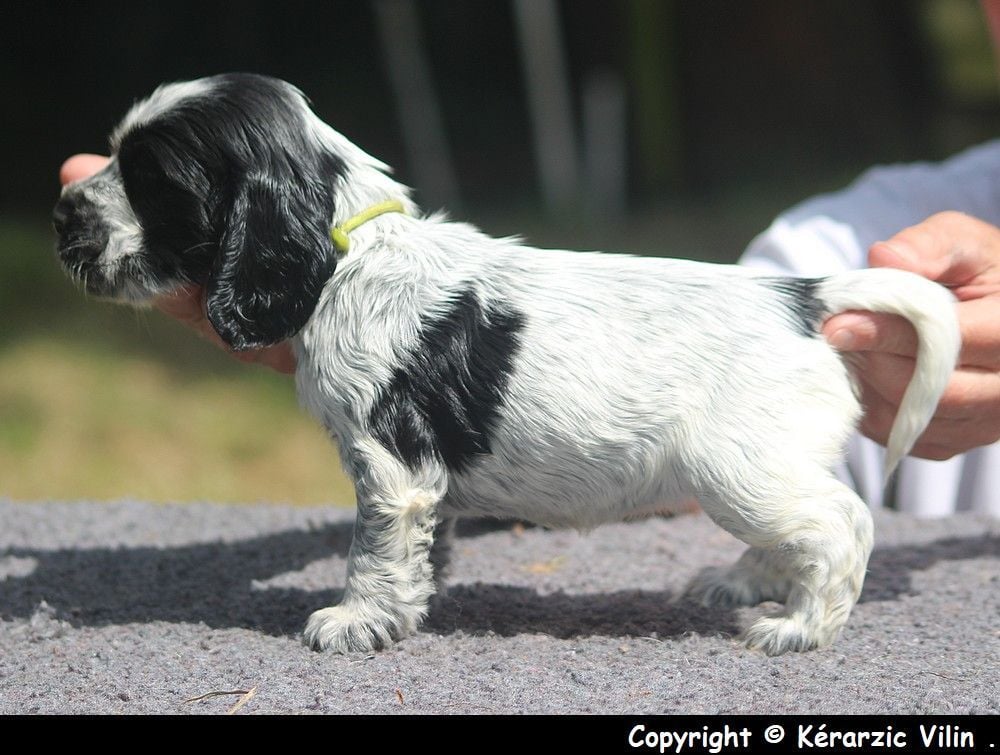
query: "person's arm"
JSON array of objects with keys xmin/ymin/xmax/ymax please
[
  {"xmin": 60, "ymin": 154, "xmax": 296, "ymax": 374},
  {"xmin": 823, "ymin": 211, "xmax": 1000, "ymax": 460}
]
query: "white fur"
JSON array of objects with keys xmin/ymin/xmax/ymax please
[{"xmin": 109, "ymin": 78, "xmax": 216, "ymax": 150}]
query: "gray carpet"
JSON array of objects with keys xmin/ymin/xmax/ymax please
[{"xmin": 0, "ymin": 500, "xmax": 997, "ymax": 715}]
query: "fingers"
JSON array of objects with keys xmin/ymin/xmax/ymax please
[
  {"xmin": 869, "ymin": 211, "xmax": 1000, "ymax": 288},
  {"xmin": 152, "ymin": 286, "xmax": 297, "ymax": 374},
  {"xmin": 234, "ymin": 343, "xmax": 297, "ymax": 374},
  {"xmin": 823, "ymin": 311, "xmax": 918, "ymax": 356},
  {"xmin": 855, "ymin": 373, "xmax": 1000, "ymax": 459},
  {"xmin": 950, "ymin": 297, "xmax": 1000, "ymax": 367},
  {"xmin": 60, "ymin": 154, "xmax": 110, "ymax": 186},
  {"xmin": 153, "ymin": 285, "xmax": 209, "ymax": 325},
  {"xmin": 854, "ymin": 351, "xmax": 1000, "ymax": 419},
  {"xmin": 825, "ymin": 298, "xmax": 998, "ymax": 369}
]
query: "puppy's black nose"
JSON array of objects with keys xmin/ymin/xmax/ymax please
[{"xmin": 52, "ymin": 195, "xmax": 74, "ymax": 235}]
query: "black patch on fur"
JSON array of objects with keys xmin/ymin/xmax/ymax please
[
  {"xmin": 369, "ymin": 289, "xmax": 524, "ymax": 473},
  {"xmin": 116, "ymin": 73, "xmax": 346, "ymax": 349},
  {"xmin": 764, "ymin": 277, "xmax": 827, "ymax": 337}
]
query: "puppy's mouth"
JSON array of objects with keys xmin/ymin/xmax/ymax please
[
  {"xmin": 54, "ymin": 214, "xmax": 168, "ymax": 305},
  {"xmin": 56, "ymin": 235, "xmax": 165, "ymax": 304}
]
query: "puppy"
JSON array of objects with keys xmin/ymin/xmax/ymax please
[{"xmin": 53, "ymin": 73, "xmax": 960, "ymax": 655}]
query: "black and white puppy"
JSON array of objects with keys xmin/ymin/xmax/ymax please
[{"xmin": 53, "ymin": 73, "xmax": 960, "ymax": 655}]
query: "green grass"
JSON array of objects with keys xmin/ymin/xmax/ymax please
[{"xmin": 0, "ymin": 218, "xmax": 354, "ymax": 505}]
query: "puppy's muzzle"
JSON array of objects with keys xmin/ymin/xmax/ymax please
[{"xmin": 53, "ymin": 192, "xmax": 111, "ymax": 288}]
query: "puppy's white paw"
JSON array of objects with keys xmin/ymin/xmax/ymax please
[
  {"xmin": 743, "ymin": 615, "xmax": 827, "ymax": 656},
  {"xmin": 687, "ymin": 565, "xmax": 790, "ymax": 609},
  {"xmin": 303, "ymin": 605, "xmax": 396, "ymax": 653},
  {"xmin": 687, "ymin": 566, "xmax": 759, "ymax": 608}
]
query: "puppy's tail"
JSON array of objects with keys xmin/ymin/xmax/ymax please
[{"xmin": 816, "ymin": 268, "xmax": 960, "ymax": 482}]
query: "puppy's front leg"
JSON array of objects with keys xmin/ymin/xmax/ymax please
[{"xmin": 304, "ymin": 441, "xmax": 446, "ymax": 653}]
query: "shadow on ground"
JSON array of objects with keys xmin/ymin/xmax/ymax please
[{"xmin": 1, "ymin": 520, "xmax": 997, "ymax": 642}]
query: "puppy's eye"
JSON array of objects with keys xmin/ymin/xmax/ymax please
[
  {"xmin": 117, "ymin": 137, "xmax": 214, "ymax": 258},
  {"xmin": 119, "ymin": 132, "xmax": 197, "ymax": 194},
  {"xmin": 120, "ymin": 150, "xmax": 172, "ymax": 196}
]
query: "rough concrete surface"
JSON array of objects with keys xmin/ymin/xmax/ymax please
[{"xmin": 0, "ymin": 500, "xmax": 997, "ymax": 715}]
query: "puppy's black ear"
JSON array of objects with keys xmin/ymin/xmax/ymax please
[{"xmin": 206, "ymin": 170, "xmax": 337, "ymax": 351}]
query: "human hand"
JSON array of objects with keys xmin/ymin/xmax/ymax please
[
  {"xmin": 60, "ymin": 153, "xmax": 111, "ymax": 185},
  {"xmin": 153, "ymin": 285, "xmax": 298, "ymax": 373},
  {"xmin": 823, "ymin": 211, "xmax": 1000, "ymax": 459},
  {"xmin": 59, "ymin": 154, "xmax": 297, "ymax": 374}
]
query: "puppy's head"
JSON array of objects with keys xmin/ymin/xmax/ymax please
[{"xmin": 54, "ymin": 73, "xmax": 361, "ymax": 350}]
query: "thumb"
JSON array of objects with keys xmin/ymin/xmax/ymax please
[
  {"xmin": 60, "ymin": 154, "xmax": 110, "ymax": 186},
  {"xmin": 823, "ymin": 310, "xmax": 918, "ymax": 356}
]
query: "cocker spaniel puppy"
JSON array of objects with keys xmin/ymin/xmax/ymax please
[{"xmin": 52, "ymin": 74, "xmax": 960, "ymax": 655}]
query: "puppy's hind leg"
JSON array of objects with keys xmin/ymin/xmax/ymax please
[
  {"xmin": 304, "ymin": 441, "xmax": 447, "ymax": 653},
  {"xmin": 696, "ymin": 467, "xmax": 874, "ymax": 656},
  {"xmin": 687, "ymin": 546, "xmax": 794, "ymax": 608}
]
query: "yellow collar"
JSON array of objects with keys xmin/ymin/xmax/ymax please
[{"xmin": 330, "ymin": 200, "xmax": 408, "ymax": 254}]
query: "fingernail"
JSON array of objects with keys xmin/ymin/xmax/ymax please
[{"xmin": 827, "ymin": 328, "xmax": 855, "ymax": 350}]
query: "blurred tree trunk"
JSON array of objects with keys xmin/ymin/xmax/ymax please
[
  {"xmin": 628, "ymin": 0, "xmax": 683, "ymax": 192},
  {"xmin": 513, "ymin": 0, "xmax": 580, "ymax": 213},
  {"xmin": 374, "ymin": 0, "xmax": 462, "ymax": 211}
]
